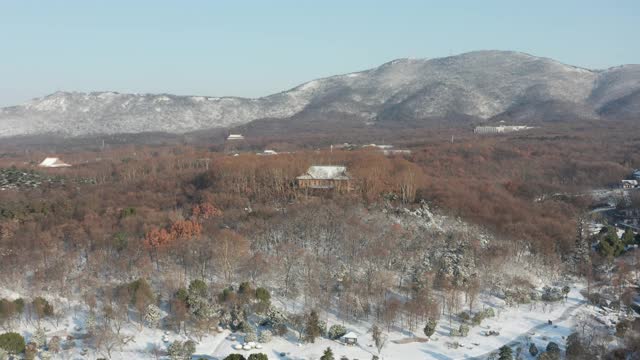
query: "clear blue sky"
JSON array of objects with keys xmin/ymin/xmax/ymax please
[{"xmin": 1, "ymin": 0, "xmax": 638, "ymax": 107}]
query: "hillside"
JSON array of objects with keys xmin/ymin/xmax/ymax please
[{"xmin": 1, "ymin": 50, "xmax": 639, "ymax": 137}]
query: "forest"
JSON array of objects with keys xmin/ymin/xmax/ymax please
[{"xmin": 0, "ymin": 122, "xmax": 639, "ymax": 359}]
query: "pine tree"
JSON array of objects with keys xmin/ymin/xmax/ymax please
[
  {"xmin": 167, "ymin": 340, "xmax": 183, "ymax": 360},
  {"xmin": 423, "ymin": 318, "xmax": 437, "ymax": 338},
  {"xmin": 183, "ymin": 340, "xmax": 196, "ymax": 359},
  {"xmin": 597, "ymin": 226, "xmax": 624, "ymax": 259},
  {"xmin": 546, "ymin": 341, "xmax": 561, "ymax": 359},
  {"xmin": 144, "ymin": 304, "xmax": 162, "ymax": 328},
  {"xmin": 320, "ymin": 347, "xmax": 335, "ymax": 360},
  {"xmin": 622, "ymin": 228, "xmax": 635, "ymax": 246},
  {"xmin": 304, "ymin": 310, "xmax": 321, "ymax": 343},
  {"xmin": 498, "ymin": 345, "xmax": 513, "ymax": 360}
]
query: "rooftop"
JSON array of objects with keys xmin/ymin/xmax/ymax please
[
  {"xmin": 38, "ymin": 157, "xmax": 71, "ymax": 168},
  {"xmin": 297, "ymin": 165, "xmax": 350, "ymax": 180}
]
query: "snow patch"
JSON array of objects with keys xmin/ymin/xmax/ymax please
[{"xmin": 299, "ymin": 80, "xmax": 319, "ymax": 91}]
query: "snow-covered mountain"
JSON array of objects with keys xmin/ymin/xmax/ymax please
[{"xmin": 1, "ymin": 50, "xmax": 639, "ymax": 137}]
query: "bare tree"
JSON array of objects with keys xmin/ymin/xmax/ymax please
[{"xmin": 370, "ymin": 324, "xmax": 387, "ymax": 356}]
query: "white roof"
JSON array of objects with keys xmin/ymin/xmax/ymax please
[
  {"xmin": 297, "ymin": 166, "xmax": 350, "ymax": 180},
  {"xmin": 622, "ymin": 180, "xmax": 638, "ymax": 185},
  {"xmin": 343, "ymin": 332, "xmax": 358, "ymax": 339},
  {"xmin": 38, "ymin": 157, "xmax": 71, "ymax": 167},
  {"xmin": 227, "ymin": 134, "xmax": 244, "ymax": 140}
]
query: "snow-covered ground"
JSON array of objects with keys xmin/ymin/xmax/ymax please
[{"xmin": 0, "ymin": 286, "xmax": 589, "ymax": 359}]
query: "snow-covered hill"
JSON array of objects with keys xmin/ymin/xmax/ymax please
[{"xmin": 1, "ymin": 50, "xmax": 639, "ymax": 137}]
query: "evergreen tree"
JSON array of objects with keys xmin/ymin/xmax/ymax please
[
  {"xmin": 622, "ymin": 228, "xmax": 635, "ymax": 246},
  {"xmin": 328, "ymin": 324, "xmax": 346, "ymax": 340},
  {"xmin": 498, "ymin": 345, "xmax": 513, "ymax": 360},
  {"xmin": 187, "ymin": 280, "xmax": 210, "ymax": 317},
  {"xmin": 144, "ymin": 304, "xmax": 163, "ymax": 328},
  {"xmin": 423, "ymin": 318, "xmax": 437, "ymax": 338},
  {"xmin": 320, "ymin": 347, "xmax": 335, "ymax": 360},
  {"xmin": 304, "ymin": 310, "xmax": 321, "ymax": 343},
  {"xmin": 223, "ymin": 354, "xmax": 246, "ymax": 360},
  {"xmin": 188, "ymin": 279, "xmax": 208, "ymax": 298},
  {"xmin": 546, "ymin": 341, "xmax": 561, "ymax": 360},
  {"xmin": 0, "ymin": 332, "xmax": 25, "ymax": 355},
  {"xmin": 167, "ymin": 340, "xmax": 183, "ymax": 360},
  {"xmin": 597, "ymin": 226, "xmax": 624, "ymax": 259},
  {"xmin": 174, "ymin": 288, "xmax": 188, "ymax": 303},
  {"xmin": 248, "ymin": 354, "xmax": 268, "ymax": 360},
  {"xmin": 255, "ymin": 287, "xmax": 271, "ymax": 313},
  {"xmin": 183, "ymin": 340, "xmax": 196, "ymax": 359}
]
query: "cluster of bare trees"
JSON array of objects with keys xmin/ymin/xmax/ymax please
[{"xmin": 1, "ymin": 122, "xmax": 640, "ymax": 356}]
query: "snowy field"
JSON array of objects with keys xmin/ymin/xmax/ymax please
[{"xmin": 0, "ymin": 286, "xmax": 589, "ymax": 359}]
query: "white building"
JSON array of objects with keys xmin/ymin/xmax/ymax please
[
  {"xmin": 38, "ymin": 157, "xmax": 71, "ymax": 168},
  {"xmin": 474, "ymin": 125, "xmax": 533, "ymax": 134},
  {"xmin": 622, "ymin": 180, "xmax": 638, "ymax": 189},
  {"xmin": 296, "ymin": 165, "xmax": 353, "ymax": 191},
  {"xmin": 226, "ymin": 134, "xmax": 245, "ymax": 140},
  {"xmin": 382, "ymin": 149, "xmax": 412, "ymax": 155}
]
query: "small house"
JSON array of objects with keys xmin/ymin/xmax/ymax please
[
  {"xmin": 224, "ymin": 133, "xmax": 248, "ymax": 153},
  {"xmin": 622, "ymin": 180, "xmax": 638, "ymax": 189},
  {"xmin": 342, "ymin": 332, "xmax": 358, "ymax": 345},
  {"xmin": 38, "ymin": 157, "xmax": 71, "ymax": 168},
  {"xmin": 296, "ymin": 165, "xmax": 353, "ymax": 192}
]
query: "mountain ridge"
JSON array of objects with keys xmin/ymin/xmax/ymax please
[{"xmin": 1, "ymin": 50, "xmax": 639, "ymax": 137}]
